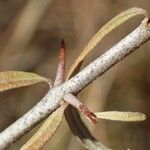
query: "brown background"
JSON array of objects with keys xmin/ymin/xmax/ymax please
[{"xmin": 0, "ymin": 0, "xmax": 149, "ymax": 150}]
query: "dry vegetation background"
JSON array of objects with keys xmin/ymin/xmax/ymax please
[{"xmin": 0, "ymin": 0, "xmax": 149, "ymax": 150}]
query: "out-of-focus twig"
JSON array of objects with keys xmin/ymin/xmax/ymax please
[{"xmin": 0, "ymin": 0, "xmax": 53, "ymax": 70}]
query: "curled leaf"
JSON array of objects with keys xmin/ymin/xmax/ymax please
[
  {"xmin": 95, "ymin": 111, "xmax": 146, "ymax": 122},
  {"xmin": 20, "ymin": 104, "xmax": 67, "ymax": 150},
  {"xmin": 0, "ymin": 71, "xmax": 51, "ymax": 91},
  {"xmin": 67, "ymin": 7, "xmax": 147, "ymax": 79}
]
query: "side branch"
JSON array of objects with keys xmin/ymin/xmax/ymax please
[{"xmin": 0, "ymin": 19, "xmax": 150, "ymax": 149}]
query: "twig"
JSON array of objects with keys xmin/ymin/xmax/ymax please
[
  {"xmin": 0, "ymin": 0, "xmax": 53, "ymax": 70},
  {"xmin": 64, "ymin": 93, "xmax": 97, "ymax": 124},
  {"xmin": 0, "ymin": 18, "xmax": 150, "ymax": 149},
  {"xmin": 54, "ymin": 39, "xmax": 66, "ymax": 86}
]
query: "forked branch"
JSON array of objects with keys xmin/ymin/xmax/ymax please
[{"xmin": 0, "ymin": 18, "xmax": 150, "ymax": 149}]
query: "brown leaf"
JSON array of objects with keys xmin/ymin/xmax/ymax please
[
  {"xmin": 65, "ymin": 7, "xmax": 147, "ymax": 150},
  {"xmin": 20, "ymin": 104, "xmax": 67, "ymax": 150},
  {"xmin": 0, "ymin": 71, "xmax": 51, "ymax": 92},
  {"xmin": 66, "ymin": 7, "xmax": 147, "ymax": 80},
  {"xmin": 22, "ymin": 39, "xmax": 66, "ymax": 150},
  {"xmin": 95, "ymin": 111, "xmax": 146, "ymax": 122}
]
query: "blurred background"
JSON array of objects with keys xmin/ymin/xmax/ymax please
[{"xmin": 0, "ymin": 0, "xmax": 149, "ymax": 149}]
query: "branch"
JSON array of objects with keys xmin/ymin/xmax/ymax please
[{"xmin": 0, "ymin": 18, "xmax": 150, "ymax": 149}]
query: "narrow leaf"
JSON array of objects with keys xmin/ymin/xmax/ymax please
[
  {"xmin": 0, "ymin": 71, "xmax": 51, "ymax": 91},
  {"xmin": 20, "ymin": 104, "xmax": 67, "ymax": 150},
  {"xmin": 54, "ymin": 39, "xmax": 66, "ymax": 86},
  {"xmin": 65, "ymin": 8, "xmax": 147, "ymax": 150},
  {"xmin": 66, "ymin": 7, "xmax": 147, "ymax": 79},
  {"xmin": 95, "ymin": 111, "xmax": 146, "ymax": 122}
]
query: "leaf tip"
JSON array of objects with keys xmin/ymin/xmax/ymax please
[
  {"xmin": 59, "ymin": 38, "xmax": 66, "ymax": 63},
  {"xmin": 60, "ymin": 38, "xmax": 65, "ymax": 49}
]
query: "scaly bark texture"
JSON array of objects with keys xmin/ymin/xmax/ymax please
[{"xmin": 0, "ymin": 18, "xmax": 150, "ymax": 149}]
